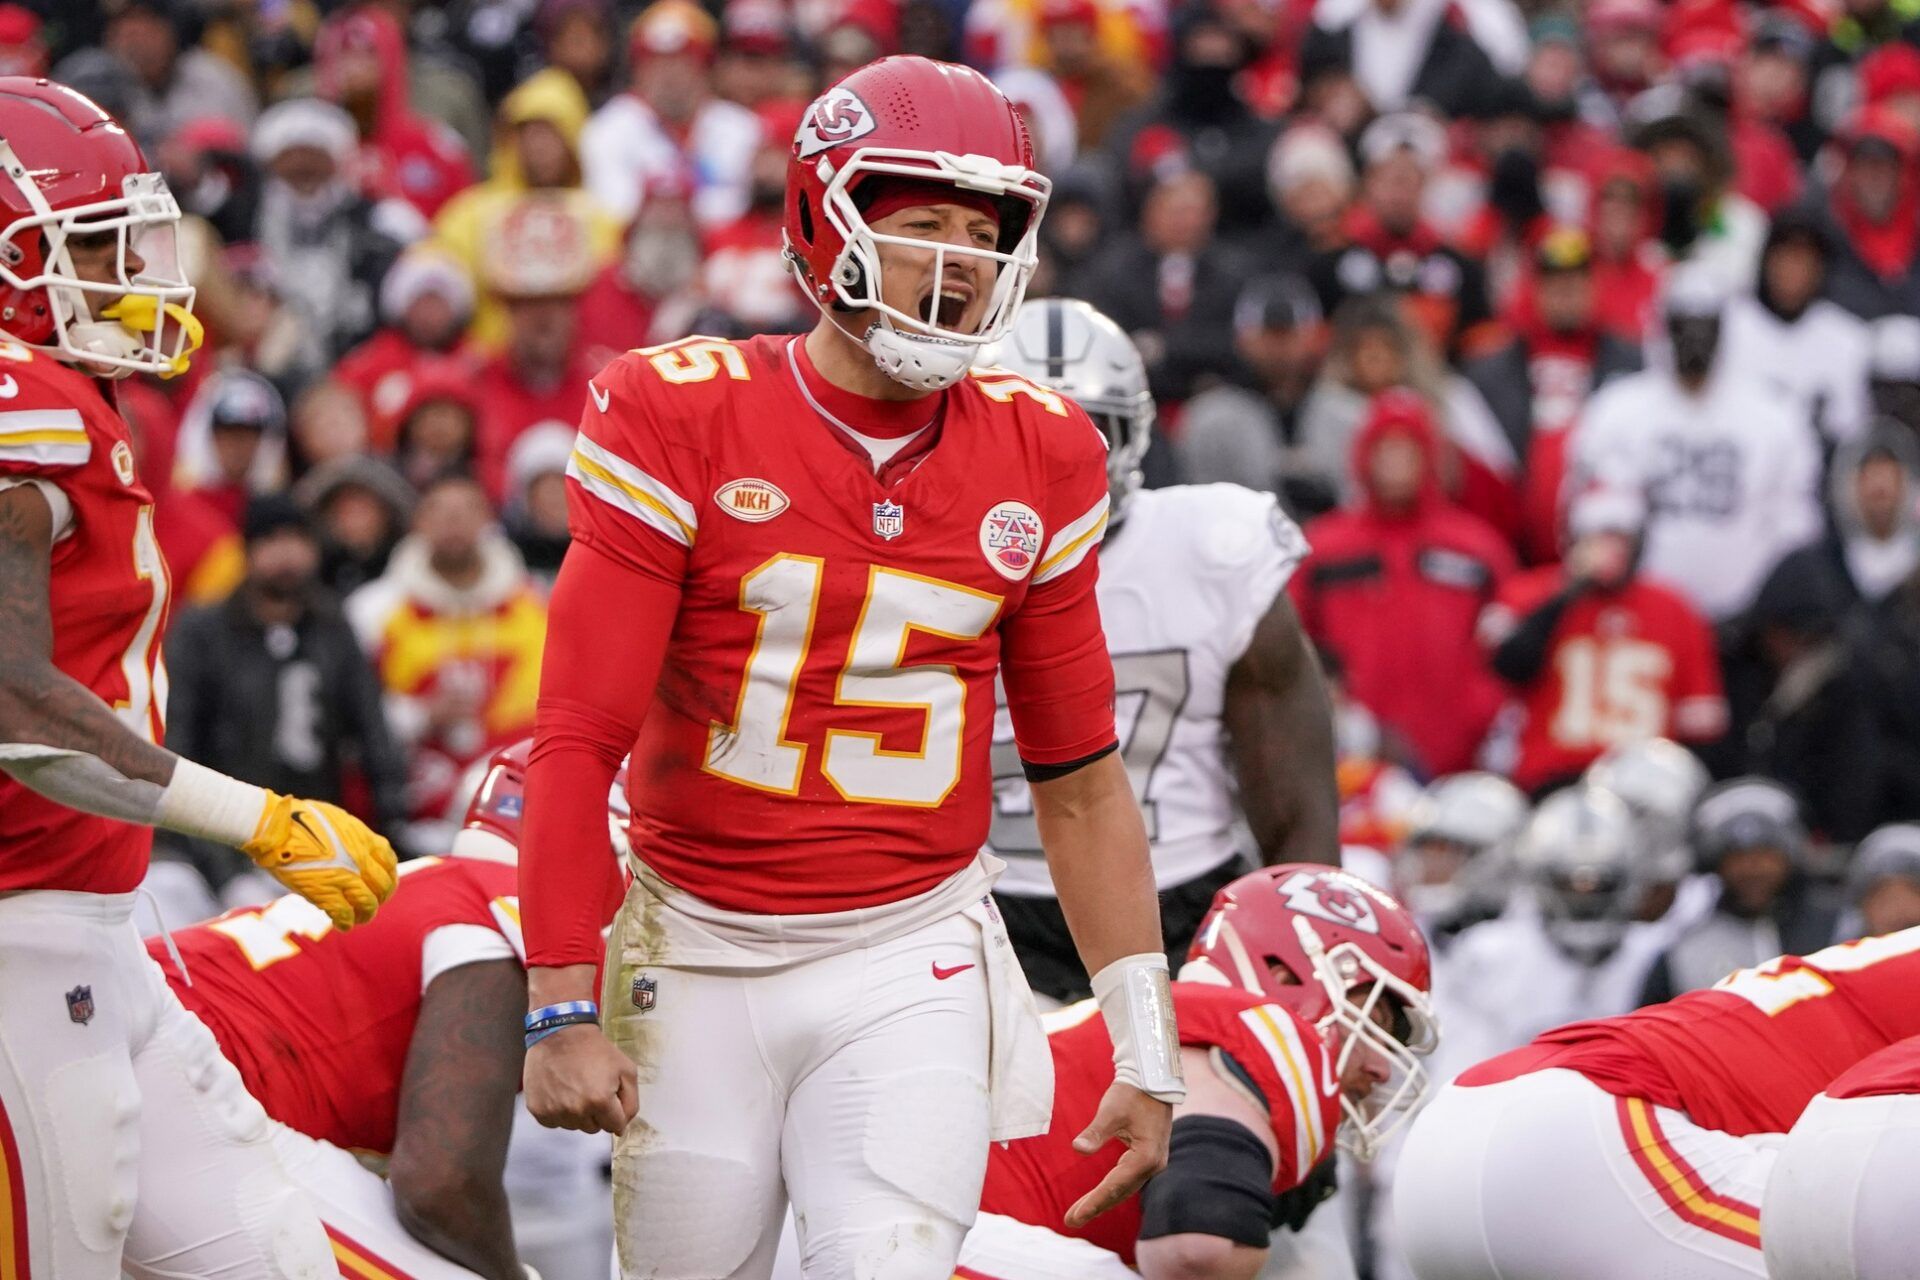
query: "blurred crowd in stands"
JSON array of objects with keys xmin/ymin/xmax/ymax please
[{"xmin": 39, "ymin": 0, "xmax": 1920, "ymax": 1269}]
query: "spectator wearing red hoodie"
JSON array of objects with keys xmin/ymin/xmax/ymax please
[
  {"xmin": 470, "ymin": 197, "xmax": 600, "ymax": 501},
  {"xmin": 1480, "ymin": 484, "xmax": 1725, "ymax": 795},
  {"xmin": 1291, "ymin": 390, "xmax": 1516, "ymax": 776},
  {"xmin": 1822, "ymin": 107, "xmax": 1920, "ymax": 321},
  {"xmin": 334, "ymin": 247, "xmax": 477, "ymax": 450},
  {"xmin": 315, "ymin": 5, "xmax": 475, "ymax": 219},
  {"xmin": 1469, "ymin": 228, "xmax": 1644, "ymax": 566},
  {"xmin": 390, "ymin": 360, "xmax": 485, "ymax": 492}
]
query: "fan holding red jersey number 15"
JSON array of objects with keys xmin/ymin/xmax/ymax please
[
  {"xmin": 519, "ymin": 56, "xmax": 1178, "ymax": 1280},
  {"xmin": 0, "ymin": 78, "xmax": 394, "ymax": 1280}
]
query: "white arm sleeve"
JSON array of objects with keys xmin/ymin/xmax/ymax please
[
  {"xmin": 0, "ymin": 475, "xmax": 73, "ymax": 542},
  {"xmin": 421, "ymin": 924, "xmax": 518, "ymax": 991}
]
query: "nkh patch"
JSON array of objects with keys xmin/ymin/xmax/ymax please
[
  {"xmin": 979, "ymin": 500, "xmax": 1043, "ymax": 580},
  {"xmin": 873, "ymin": 499, "xmax": 905, "ymax": 541},
  {"xmin": 65, "ymin": 984, "xmax": 93, "ymax": 1025},
  {"xmin": 631, "ymin": 974, "xmax": 658, "ymax": 1013}
]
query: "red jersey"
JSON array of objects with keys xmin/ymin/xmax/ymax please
[
  {"xmin": 150, "ymin": 855, "xmax": 524, "ymax": 1155},
  {"xmin": 980, "ymin": 983, "xmax": 1341, "ymax": 1263},
  {"xmin": 1487, "ymin": 570, "xmax": 1726, "ymax": 790},
  {"xmin": 1827, "ymin": 1033, "xmax": 1920, "ymax": 1101},
  {"xmin": 1460, "ymin": 928, "xmax": 1920, "ymax": 1135},
  {"xmin": 0, "ymin": 346, "xmax": 170, "ymax": 894},
  {"xmin": 565, "ymin": 334, "xmax": 1116, "ymax": 915}
]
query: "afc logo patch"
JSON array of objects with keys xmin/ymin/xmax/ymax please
[
  {"xmin": 631, "ymin": 974, "xmax": 658, "ymax": 1013},
  {"xmin": 1277, "ymin": 871, "xmax": 1382, "ymax": 935},
  {"xmin": 65, "ymin": 984, "xmax": 93, "ymax": 1025},
  {"xmin": 795, "ymin": 87, "xmax": 877, "ymax": 159},
  {"xmin": 979, "ymin": 500, "xmax": 1044, "ymax": 581}
]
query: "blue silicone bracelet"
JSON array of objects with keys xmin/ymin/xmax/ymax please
[{"xmin": 524, "ymin": 1000, "xmax": 597, "ymax": 1030}]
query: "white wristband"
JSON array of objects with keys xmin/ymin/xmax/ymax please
[
  {"xmin": 1090, "ymin": 952, "xmax": 1185, "ymax": 1103},
  {"xmin": 155, "ymin": 759, "xmax": 270, "ymax": 848}
]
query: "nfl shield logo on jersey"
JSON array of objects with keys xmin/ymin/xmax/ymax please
[
  {"xmin": 65, "ymin": 984, "xmax": 94, "ymax": 1025},
  {"xmin": 872, "ymin": 499, "xmax": 905, "ymax": 541},
  {"xmin": 631, "ymin": 974, "xmax": 658, "ymax": 1013}
]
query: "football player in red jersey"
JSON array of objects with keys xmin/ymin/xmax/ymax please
[
  {"xmin": 1763, "ymin": 1030, "xmax": 1920, "ymax": 1280},
  {"xmin": 519, "ymin": 56, "xmax": 1179, "ymax": 1279},
  {"xmin": 1394, "ymin": 924, "xmax": 1920, "ymax": 1280},
  {"xmin": 957, "ymin": 865, "xmax": 1436, "ymax": 1280},
  {"xmin": 0, "ymin": 79, "xmax": 396, "ymax": 1279},
  {"xmin": 139, "ymin": 741, "xmax": 623, "ymax": 1280}
]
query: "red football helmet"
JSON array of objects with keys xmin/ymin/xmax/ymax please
[
  {"xmin": 782, "ymin": 56, "xmax": 1051, "ymax": 391},
  {"xmin": 1188, "ymin": 863, "xmax": 1438, "ymax": 1159},
  {"xmin": 0, "ymin": 78, "xmax": 200, "ymax": 377},
  {"xmin": 456, "ymin": 739, "xmax": 632, "ymax": 864}
]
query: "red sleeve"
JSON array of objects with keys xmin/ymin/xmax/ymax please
[
  {"xmin": 999, "ymin": 407, "xmax": 1117, "ymax": 767},
  {"xmin": 1666, "ymin": 593, "xmax": 1728, "ymax": 743},
  {"xmin": 0, "ymin": 363, "xmax": 93, "ymax": 479},
  {"xmin": 521, "ymin": 540, "xmax": 680, "ymax": 968},
  {"xmin": 1204, "ymin": 995, "xmax": 1343, "ymax": 1192},
  {"xmin": 563, "ymin": 352, "xmax": 706, "ymax": 586}
]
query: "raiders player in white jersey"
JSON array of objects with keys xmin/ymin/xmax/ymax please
[{"xmin": 981, "ymin": 298, "xmax": 1341, "ymax": 1004}]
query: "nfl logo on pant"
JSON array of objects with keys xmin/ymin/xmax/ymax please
[
  {"xmin": 632, "ymin": 974, "xmax": 658, "ymax": 1013},
  {"xmin": 65, "ymin": 985, "xmax": 93, "ymax": 1025},
  {"xmin": 872, "ymin": 500, "xmax": 905, "ymax": 541}
]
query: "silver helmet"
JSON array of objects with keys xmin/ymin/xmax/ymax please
[
  {"xmin": 1585, "ymin": 739, "xmax": 1710, "ymax": 885},
  {"xmin": 1396, "ymin": 772, "xmax": 1530, "ymax": 923},
  {"xmin": 987, "ymin": 297, "xmax": 1154, "ymax": 514},
  {"xmin": 1514, "ymin": 785, "xmax": 1642, "ymax": 963}
]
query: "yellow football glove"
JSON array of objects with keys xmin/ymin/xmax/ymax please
[{"xmin": 239, "ymin": 794, "xmax": 399, "ymax": 930}]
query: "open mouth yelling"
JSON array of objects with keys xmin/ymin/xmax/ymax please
[{"xmin": 918, "ymin": 282, "xmax": 973, "ymax": 329}]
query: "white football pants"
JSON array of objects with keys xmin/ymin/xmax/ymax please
[
  {"xmin": 605, "ymin": 910, "xmax": 990, "ymax": 1280},
  {"xmin": 1393, "ymin": 1070, "xmax": 1775, "ymax": 1280},
  {"xmin": 952, "ymin": 1212, "xmax": 1136, "ymax": 1279},
  {"xmin": 1763, "ymin": 1090, "xmax": 1920, "ymax": 1280},
  {"xmin": 0, "ymin": 889, "xmax": 334, "ymax": 1280}
]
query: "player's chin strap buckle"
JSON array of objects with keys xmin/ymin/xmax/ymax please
[{"xmin": 1092, "ymin": 952, "xmax": 1187, "ymax": 1102}]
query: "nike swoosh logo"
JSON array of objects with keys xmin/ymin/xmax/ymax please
[
  {"xmin": 0, "ymin": 375, "xmax": 18, "ymax": 399},
  {"xmin": 931, "ymin": 962, "xmax": 975, "ymax": 981},
  {"xmin": 590, "ymin": 381, "xmax": 610, "ymax": 413}
]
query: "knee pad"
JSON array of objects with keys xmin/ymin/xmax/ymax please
[{"xmin": 612, "ymin": 1146, "xmax": 776, "ymax": 1279}]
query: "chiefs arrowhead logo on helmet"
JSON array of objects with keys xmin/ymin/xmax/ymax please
[
  {"xmin": 795, "ymin": 86, "xmax": 877, "ymax": 159},
  {"xmin": 1278, "ymin": 870, "xmax": 1383, "ymax": 934}
]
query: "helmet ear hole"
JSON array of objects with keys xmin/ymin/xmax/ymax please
[{"xmin": 797, "ymin": 191, "xmax": 814, "ymax": 245}]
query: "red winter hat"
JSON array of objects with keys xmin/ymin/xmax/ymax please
[{"xmin": 1862, "ymin": 43, "xmax": 1920, "ymax": 106}]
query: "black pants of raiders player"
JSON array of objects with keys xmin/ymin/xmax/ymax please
[{"xmin": 993, "ymin": 857, "xmax": 1249, "ymax": 1006}]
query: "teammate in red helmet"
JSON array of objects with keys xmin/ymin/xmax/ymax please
[
  {"xmin": 0, "ymin": 78, "xmax": 395, "ymax": 1278},
  {"xmin": 959, "ymin": 864, "xmax": 1437, "ymax": 1279},
  {"xmin": 519, "ymin": 55, "xmax": 1176, "ymax": 1277},
  {"xmin": 142, "ymin": 739, "xmax": 627, "ymax": 1279}
]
